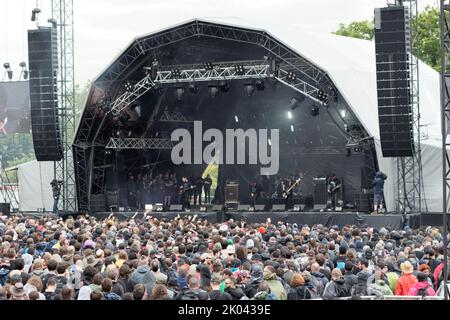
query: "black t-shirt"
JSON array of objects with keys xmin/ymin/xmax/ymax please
[{"xmin": 44, "ymin": 291, "xmax": 57, "ymax": 301}]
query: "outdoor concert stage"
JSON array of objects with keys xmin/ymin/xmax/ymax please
[{"xmin": 85, "ymin": 211, "xmax": 423, "ymax": 230}]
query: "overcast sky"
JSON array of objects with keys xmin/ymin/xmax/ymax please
[{"xmin": 0, "ymin": 0, "xmax": 439, "ymax": 86}]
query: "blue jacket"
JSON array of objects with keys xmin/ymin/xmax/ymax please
[{"xmin": 372, "ymin": 172, "xmax": 387, "ymax": 194}]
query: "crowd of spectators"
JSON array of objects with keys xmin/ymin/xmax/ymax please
[{"xmin": 0, "ymin": 212, "xmax": 449, "ymax": 300}]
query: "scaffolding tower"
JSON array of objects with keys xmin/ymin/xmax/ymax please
[
  {"xmin": 52, "ymin": 0, "xmax": 76, "ymax": 212},
  {"xmin": 439, "ymin": 0, "xmax": 450, "ymax": 302},
  {"xmin": 395, "ymin": 0, "xmax": 423, "ymax": 213}
]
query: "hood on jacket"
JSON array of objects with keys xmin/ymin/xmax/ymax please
[
  {"xmin": 334, "ymin": 277, "xmax": 346, "ymax": 285},
  {"xmin": 263, "ymin": 271, "xmax": 278, "ymax": 281},
  {"xmin": 136, "ymin": 265, "xmax": 151, "ymax": 273}
]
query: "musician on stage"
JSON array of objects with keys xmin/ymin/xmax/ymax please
[
  {"xmin": 327, "ymin": 174, "xmax": 341, "ymax": 210},
  {"xmin": 203, "ymin": 174, "xmax": 212, "ymax": 204},
  {"xmin": 249, "ymin": 181, "xmax": 261, "ymax": 209},
  {"xmin": 372, "ymin": 171, "xmax": 387, "ymax": 214},
  {"xmin": 193, "ymin": 174, "xmax": 203, "ymax": 205},
  {"xmin": 179, "ymin": 176, "xmax": 192, "ymax": 211},
  {"xmin": 50, "ymin": 179, "xmax": 63, "ymax": 214},
  {"xmin": 163, "ymin": 173, "xmax": 174, "ymax": 208}
]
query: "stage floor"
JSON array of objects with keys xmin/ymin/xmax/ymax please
[{"xmin": 79, "ymin": 211, "xmax": 424, "ymax": 230}]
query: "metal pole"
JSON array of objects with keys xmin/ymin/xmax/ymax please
[{"xmin": 440, "ymin": 0, "xmax": 449, "ymax": 301}]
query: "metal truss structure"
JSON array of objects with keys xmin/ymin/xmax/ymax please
[
  {"xmin": 110, "ymin": 61, "xmax": 326, "ymax": 117},
  {"xmin": 106, "ymin": 138, "xmax": 173, "ymax": 150},
  {"xmin": 394, "ymin": 0, "xmax": 423, "ymax": 213},
  {"xmin": 52, "ymin": 0, "xmax": 76, "ymax": 212},
  {"xmin": 0, "ymin": 158, "xmax": 19, "ymax": 210},
  {"xmin": 73, "ymin": 19, "xmax": 366, "ymax": 211},
  {"xmin": 439, "ymin": 0, "xmax": 450, "ymax": 301},
  {"xmin": 159, "ymin": 111, "xmax": 190, "ymax": 123}
]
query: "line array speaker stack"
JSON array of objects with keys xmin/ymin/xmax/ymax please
[
  {"xmin": 374, "ymin": 6, "xmax": 414, "ymax": 157},
  {"xmin": 28, "ymin": 27, "xmax": 63, "ymax": 161}
]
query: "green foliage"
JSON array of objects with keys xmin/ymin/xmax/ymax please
[
  {"xmin": 334, "ymin": 20, "xmax": 375, "ymax": 40},
  {"xmin": 0, "ymin": 133, "xmax": 36, "ymax": 168},
  {"xmin": 333, "ymin": 5, "xmax": 441, "ymax": 71},
  {"xmin": 0, "ymin": 81, "xmax": 91, "ymax": 169},
  {"xmin": 414, "ymin": 6, "xmax": 440, "ymax": 71}
]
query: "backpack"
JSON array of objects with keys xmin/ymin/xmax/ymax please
[
  {"xmin": 0, "ymin": 267, "xmax": 10, "ymax": 286},
  {"xmin": 416, "ymin": 285, "xmax": 430, "ymax": 297}
]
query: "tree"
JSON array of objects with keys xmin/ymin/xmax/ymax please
[
  {"xmin": 333, "ymin": 5, "xmax": 440, "ymax": 71},
  {"xmin": 334, "ymin": 20, "xmax": 375, "ymax": 40}
]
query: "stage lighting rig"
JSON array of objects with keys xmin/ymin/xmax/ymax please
[
  {"xmin": 244, "ymin": 82, "xmax": 255, "ymax": 97},
  {"xmin": 286, "ymin": 71, "xmax": 297, "ymax": 83},
  {"xmin": 171, "ymin": 68, "xmax": 181, "ymax": 79},
  {"xmin": 188, "ymin": 82, "xmax": 199, "ymax": 94},
  {"xmin": 203, "ymin": 62, "xmax": 214, "ymax": 70},
  {"xmin": 219, "ymin": 81, "xmax": 230, "ymax": 93},
  {"xmin": 48, "ymin": 18, "xmax": 57, "ymax": 28},
  {"xmin": 208, "ymin": 85, "xmax": 219, "ymax": 99},
  {"xmin": 235, "ymin": 64, "xmax": 245, "ymax": 75},
  {"xmin": 3, "ymin": 63, "xmax": 13, "ymax": 81},
  {"xmin": 124, "ymin": 81, "xmax": 133, "ymax": 92},
  {"xmin": 317, "ymin": 90, "xmax": 329, "ymax": 105},
  {"xmin": 19, "ymin": 62, "xmax": 29, "ymax": 80},
  {"xmin": 131, "ymin": 103, "xmax": 142, "ymax": 118},
  {"xmin": 255, "ymin": 80, "xmax": 265, "ymax": 91},
  {"xmin": 31, "ymin": 8, "xmax": 41, "ymax": 22},
  {"xmin": 310, "ymin": 104, "xmax": 320, "ymax": 117},
  {"xmin": 175, "ymin": 87, "xmax": 185, "ymax": 101}
]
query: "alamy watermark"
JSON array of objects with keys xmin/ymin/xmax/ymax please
[{"xmin": 171, "ymin": 121, "xmax": 279, "ymax": 175}]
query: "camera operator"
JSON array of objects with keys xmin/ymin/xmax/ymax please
[{"xmin": 50, "ymin": 179, "xmax": 63, "ymax": 214}]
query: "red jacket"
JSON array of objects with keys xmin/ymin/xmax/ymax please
[
  {"xmin": 395, "ymin": 273, "xmax": 418, "ymax": 296},
  {"xmin": 434, "ymin": 263, "xmax": 444, "ymax": 289}
]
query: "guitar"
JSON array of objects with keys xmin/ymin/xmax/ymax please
[
  {"xmin": 178, "ymin": 185, "xmax": 195, "ymax": 195},
  {"xmin": 328, "ymin": 183, "xmax": 341, "ymax": 194},
  {"xmin": 282, "ymin": 178, "xmax": 301, "ymax": 198}
]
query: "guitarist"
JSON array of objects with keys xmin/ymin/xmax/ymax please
[
  {"xmin": 327, "ymin": 174, "xmax": 341, "ymax": 210},
  {"xmin": 179, "ymin": 176, "xmax": 192, "ymax": 211},
  {"xmin": 283, "ymin": 177, "xmax": 301, "ymax": 210},
  {"xmin": 249, "ymin": 181, "xmax": 261, "ymax": 209}
]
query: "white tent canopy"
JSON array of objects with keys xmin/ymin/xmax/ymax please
[
  {"xmin": 10, "ymin": 160, "xmax": 54, "ymax": 212},
  {"xmin": 50, "ymin": 18, "xmax": 446, "ymax": 213}
]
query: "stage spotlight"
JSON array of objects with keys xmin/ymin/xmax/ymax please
[
  {"xmin": 235, "ymin": 64, "xmax": 245, "ymax": 75},
  {"xmin": 175, "ymin": 87, "xmax": 185, "ymax": 101},
  {"xmin": 3, "ymin": 63, "xmax": 13, "ymax": 80},
  {"xmin": 219, "ymin": 81, "xmax": 230, "ymax": 93},
  {"xmin": 354, "ymin": 146, "xmax": 362, "ymax": 153},
  {"xmin": 317, "ymin": 90, "xmax": 329, "ymax": 105},
  {"xmin": 244, "ymin": 83, "xmax": 255, "ymax": 97},
  {"xmin": 268, "ymin": 138, "xmax": 272, "ymax": 146},
  {"xmin": 203, "ymin": 62, "xmax": 214, "ymax": 70},
  {"xmin": 31, "ymin": 8, "xmax": 41, "ymax": 22},
  {"xmin": 235, "ymin": 115, "xmax": 239, "ymax": 123},
  {"xmin": 310, "ymin": 105, "xmax": 320, "ymax": 117},
  {"xmin": 171, "ymin": 69, "xmax": 181, "ymax": 79},
  {"xmin": 287, "ymin": 111, "xmax": 293, "ymax": 119},
  {"xmin": 124, "ymin": 81, "xmax": 133, "ymax": 92},
  {"xmin": 290, "ymin": 125, "xmax": 295, "ymax": 132},
  {"xmin": 47, "ymin": 18, "xmax": 57, "ymax": 28},
  {"xmin": 289, "ymin": 98, "xmax": 299, "ymax": 110},
  {"xmin": 152, "ymin": 84, "xmax": 163, "ymax": 95},
  {"xmin": 340, "ymin": 109, "xmax": 347, "ymax": 118},
  {"xmin": 255, "ymin": 80, "xmax": 265, "ymax": 91},
  {"xmin": 286, "ymin": 71, "xmax": 297, "ymax": 83},
  {"xmin": 208, "ymin": 85, "xmax": 219, "ymax": 99},
  {"xmin": 19, "ymin": 62, "xmax": 29, "ymax": 80},
  {"xmin": 131, "ymin": 104, "xmax": 142, "ymax": 118},
  {"xmin": 346, "ymin": 147, "xmax": 352, "ymax": 157},
  {"xmin": 188, "ymin": 82, "xmax": 199, "ymax": 94}
]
